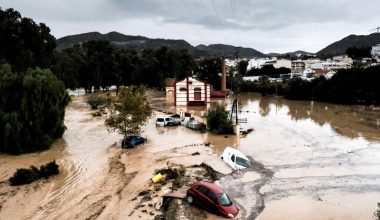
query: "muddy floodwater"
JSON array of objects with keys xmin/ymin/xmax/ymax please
[
  {"xmin": 0, "ymin": 92, "xmax": 379, "ymax": 220},
  {"xmin": 152, "ymin": 92, "xmax": 380, "ymax": 220}
]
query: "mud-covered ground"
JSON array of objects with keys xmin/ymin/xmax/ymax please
[
  {"xmin": 0, "ymin": 92, "xmax": 380, "ymax": 220},
  {"xmin": 0, "ymin": 95, "xmax": 234, "ymax": 220},
  {"xmin": 151, "ymin": 92, "xmax": 380, "ymax": 220}
]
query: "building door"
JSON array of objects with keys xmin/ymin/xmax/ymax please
[{"xmin": 194, "ymin": 88, "xmax": 201, "ymax": 100}]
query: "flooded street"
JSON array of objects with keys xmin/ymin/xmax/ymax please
[
  {"xmin": 235, "ymin": 95, "xmax": 380, "ymax": 220},
  {"xmin": 152, "ymin": 92, "xmax": 380, "ymax": 219},
  {"xmin": 0, "ymin": 92, "xmax": 379, "ymax": 220}
]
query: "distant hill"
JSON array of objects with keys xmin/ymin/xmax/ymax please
[
  {"xmin": 267, "ymin": 50, "xmax": 314, "ymax": 58},
  {"xmin": 317, "ymin": 33, "xmax": 380, "ymax": 57},
  {"xmin": 195, "ymin": 44, "xmax": 266, "ymax": 58},
  {"xmin": 57, "ymin": 31, "xmax": 195, "ymax": 52},
  {"xmin": 56, "ymin": 31, "xmax": 266, "ymax": 58}
]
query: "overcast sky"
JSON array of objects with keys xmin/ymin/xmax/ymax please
[{"xmin": 2, "ymin": 0, "xmax": 380, "ymax": 53}]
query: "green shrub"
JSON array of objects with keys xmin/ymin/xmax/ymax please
[
  {"xmin": 197, "ymin": 122, "xmax": 207, "ymax": 133},
  {"xmin": 86, "ymin": 93, "xmax": 107, "ymax": 109},
  {"xmin": 0, "ymin": 65, "xmax": 70, "ymax": 154},
  {"xmin": 9, "ymin": 167, "xmax": 40, "ymax": 186},
  {"xmin": 9, "ymin": 160, "xmax": 59, "ymax": 186},
  {"xmin": 39, "ymin": 160, "xmax": 59, "ymax": 178},
  {"xmin": 206, "ymin": 105, "xmax": 234, "ymax": 134}
]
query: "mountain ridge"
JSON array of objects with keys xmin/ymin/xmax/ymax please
[
  {"xmin": 56, "ymin": 31, "xmax": 267, "ymax": 58},
  {"xmin": 317, "ymin": 33, "xmax": 380, "ymax": 57},
  {"xmin": 57, "ymin": 31, "xmax": 380, "ymax": 58}
]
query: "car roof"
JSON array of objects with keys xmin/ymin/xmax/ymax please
[
  {"xmin": 193, "ymin": 181, "xmax": 224, "ymax": 194},
  {"xmin": 223, "ymin": 147, "xmax": 249, "ymax": 160}
]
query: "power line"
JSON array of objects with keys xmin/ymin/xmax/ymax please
[
  {"xmin": 230, "ymin": 0, "xmax": 236, "ymax": 29},
  {"xmin": 210, "ymin": 0, "xmax": 222, "ymax": 28},
  {"xmin": 230, "ymin": 0, "xmax": 239, "ymax": 58},
  {"xmin": 233, "ymin": 0, "xmax": 238, "ymax": 28}
]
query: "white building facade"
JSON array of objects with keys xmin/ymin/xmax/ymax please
[{"xmin": 175, "ymin": 77, "xmax": 211, "ymax": 106}]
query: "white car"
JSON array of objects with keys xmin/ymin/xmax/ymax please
[
  {"xmin": 181, "ymin": 116, "xmax": 200, "ymax": 129},
  {"xmin": 156, "ymin": 117, "xmax": 166, "ymax": 126},
  {"xmin": 221, "ymin": 147, "xmax": 251, "ymax": 170}
]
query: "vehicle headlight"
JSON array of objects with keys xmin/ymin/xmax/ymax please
[{"xmin": 228, "ymin": 213, "xmax": 234, "ymax": 218}]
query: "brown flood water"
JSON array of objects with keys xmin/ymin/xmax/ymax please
[
  {"xmin": 151, "ymin": 92, "xmax": 380, "ymax": 220},
  {"xmin": 0, "ymin": 92, "xmax": 379, "ymax": 220}
]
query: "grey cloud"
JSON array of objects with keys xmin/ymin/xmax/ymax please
[
  {"xmin": 2, "ymin": 0, "xmax": 380, "ymax": 52},
  {"xmin": 106, "ymin": 0, "xmax": 378, "ymax": 31}
]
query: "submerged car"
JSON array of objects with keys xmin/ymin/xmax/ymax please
[
  {"xmin": 181, "ymin": 116, "xmax": 200, "ymax": 129},
  {"xmin": 156, "ymin": 117, "xmax": 181, "ymax": 126},
  {"xmin": 186, "ymin": 181, "xmax": 239, "ymax": 218},
  {"xmin": 156, "ymin": 117, "xmax": 166, "ymax": 127},
  {"xmin": 221, "ymin": 147, "xmax": 251, "ymax": 170},
  {"xmin": 122, "ymin": 135, "xmax": 147, "ymax": 148},
  {"xmin": 165, "ymin": 117, "xmax": 181, "ymax": 126}
]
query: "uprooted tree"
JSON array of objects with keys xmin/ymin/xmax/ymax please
[{"xmin": 105, "ymin": 86, "xmax": 152, "ymax": 142}]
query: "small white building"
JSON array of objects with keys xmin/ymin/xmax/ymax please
[
  {"xmin": 174, "ymin": 77, "xmax": 211, "ymax": 106},
  {"xmin": 372, "ymin": 44, "xmax": 380, "ymax": 62},
  {"xmin": 291, "ymin": 60, "xmax": 305, "ymax": 73}
]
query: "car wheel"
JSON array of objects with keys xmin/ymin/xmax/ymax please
[{"xmin": 186, "ymin": 195, "xmax": 194, "ymax": 204}]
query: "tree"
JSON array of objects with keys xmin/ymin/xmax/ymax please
[
  {"xmin": 258, "ymin": 75, "xmax": 270, "ymax": 96},
  {"xmin": 0, "ymin": 8, "xmax": 56, "ymax": 72},
  {"xmin": 206, "ymin": 104, "xmax": 234, "ymax": 134},
  {"xmin": 51, "ymin": 51, "xmax": 79, "ymax": 89},
  {"xmin": 195, "ymin": 58, "xmax": 222, "ymax": 89},
  {"xmin": 82, "ymin": 40, "xmax": 118, "ymax": 92},
  {"xmin": 0, "ymin": 64, "xmax": 70, "ymax": 154},
  {"xmin": 346, "ymin": 46, "xmax": 371, "ymax": 60},
  {"xmin": 237, "ymin": 60, "xmax": 248, "ymax": 76},
  {"xmin": 86, "ymin": 93, "xmax": 107, "ymax": 109},
  {"xmin": 105, "ymin": 86, "xmax": 152, "ymax": 140}
]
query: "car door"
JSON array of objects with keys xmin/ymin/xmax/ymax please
[
  {"xmin": 165, "ymin": 118, "xmax": 170, "ymax": 126},
  {"xmin": 195, "ymin": 185, "xmax": 215, "ymax": 209},
  {"xmin": 206, "ymin": 190, "xmax": 220, "ymax": 213}
]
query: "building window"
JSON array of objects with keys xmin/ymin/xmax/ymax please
[
  {"xmin": 179, "ymin": 87, "xmax": 187, "ymax": 92},
  {"xmin": 194, "ymin": 87, "xmax": 201, "ymax": 92}
]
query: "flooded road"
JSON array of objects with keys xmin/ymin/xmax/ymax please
[
  {"xmin": 152, "ymin": 92, "xmax": 380, "ymax": 219},
  {"xmin": 0, "ymin": 92, "xmax": 379, "ymax": 220}
]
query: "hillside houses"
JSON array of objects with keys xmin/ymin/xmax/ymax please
[
  {"xmin": 372, "ymin": 44, "xmax": 380, "ymax": 62},
  {"xmin": 225, "ymin": 54, "xmax": 358, "ymax": 81}
]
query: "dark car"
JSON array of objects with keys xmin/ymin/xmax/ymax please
[
  {"xmin": 165, "ymin": 117, "xmax": 181, "ymax": 126},
  {"xmin": 186, "ymin": 181, "xmax": 239, "ymax": 218},
  {"xmin": 122, "ymin": 135, "xmax": 147, "ymax": 148}
]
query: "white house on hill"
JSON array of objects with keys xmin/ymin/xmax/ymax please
[
  {"xmin": 372, "ymin": 44, "xmax": 380, "ymax": 62},
  {"xmin": 174, "ymin": 77, "xmax": 211, "ymax": 106}
]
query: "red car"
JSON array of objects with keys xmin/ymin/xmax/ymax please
[{"xmin": 186, "ymin": 181, "xmax": 239, "ymax": 218}]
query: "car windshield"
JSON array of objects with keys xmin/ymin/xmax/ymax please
[
  {"xmin": 157, "ymin": 118, "xmax": 164, "ymax": 122},
  {"xmin": 235, "ymin": 156, "xmax": 251, "ymax": 168},
  {"xmin": 218, "ymin": 192, "xmax": 233, "ymax": 206}
]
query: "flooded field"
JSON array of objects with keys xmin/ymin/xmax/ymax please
[{"xmin": 0, "ymin": 92, "xmax": 379, "ymax": 220}]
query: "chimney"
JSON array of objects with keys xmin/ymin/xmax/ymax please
[{"xmin": 221, "ymin": 58, "xmax": 226, "ymax": 92}]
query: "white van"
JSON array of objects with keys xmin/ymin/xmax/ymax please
[{"xmin": 221, "ymin": 147, "xmax": 251, "ymax": 170}]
